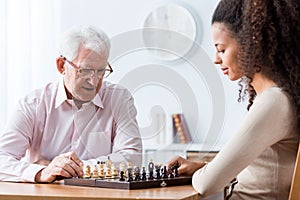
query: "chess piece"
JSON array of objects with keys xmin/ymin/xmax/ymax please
[
  {"xmin": 105, "ymin": 167, "xmax": 112, "ymax": 178},
  {"xmin": 106, "ymin": 156, "xmax": 112, "ymax": 169},
  {"xmin": 91, "ymin": 165, "xmax": 99, "ymax": 178},
  {"xmin": 125, "ymin": 162, "xmax": 132, "ymax": 178},
  {"xmin": 148, "ymin": 159, "xmax": 154, "ymax": 172},
  {"xmin": 98, "ymin": 162, "xmax": 105, "ymax": 178},
  {"xmin": 119, "ymin": 171, "xmax": 125, "ymax": 181},
  {"xmin": 105, "ymin": 159, "xmax": 112, "ymax": 179},
  {"xmin": 148, "ymin": 159, "xmax": 154, "ymax": 180},
  {"xmin": 171, "ymin": 165, "xmax": 179, "ymax": 177},
  {"xmin": 119, "ymin": 163, "xmax": 126, "ymax": 173},
  {"xmin": 83, "ymin": 165, "xmax": 91, "ymax": 178},
  {"xmin": 155, "ymin": 165, "xmax": 161, "ymax": 179},
  {"xmin": 111, "ymin": 164, "xmax": 118, "ymax": 178},
  {"xmin": 134, "ymin": 166, "xmax": 141, "ymax": 181},
  {"xmin": 162, "ymin": 166, "xmax": 168, "ymax": 178},
  {"xmin": 141, "ymin": 167, "xmax": 147, "ymax": 180},
  {"xmin": 126, "ymin": 167, "xmax": 133, "ymax": 182}
]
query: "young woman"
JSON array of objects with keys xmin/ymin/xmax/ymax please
[{"xmin": 167, "ymin": 0, "xmax": 300, "ymax": 199}]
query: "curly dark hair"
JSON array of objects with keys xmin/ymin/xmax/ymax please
[{"xmin": 212, "ymin": 0, "xmax": 300, "ymax": 125}]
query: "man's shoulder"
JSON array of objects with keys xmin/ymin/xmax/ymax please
[
  {"xmin": 101, "ymin": 81, "xmax": 131, "ymax": 94},
  {"xmin": 22, "ymin": 81, "xmax": 59, "ymax": 103}
]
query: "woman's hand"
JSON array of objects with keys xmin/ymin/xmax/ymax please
[{"xmin": 167, "ymin": 155, "xmax": 206, "ymax": 176}]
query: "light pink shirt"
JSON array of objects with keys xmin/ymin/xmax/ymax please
[{"xmin": 0, "ymin": 79, "xmax": 142, "ymax": 182}]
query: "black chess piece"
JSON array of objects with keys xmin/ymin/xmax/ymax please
[
  {"xmin": 174, "ymin": 166, "xmax": 179, "ymax": 177},
  {"xmin": 170, "ymin": 165, "xmax": 180, "ymax": 177},
  {"xmin": 162, "ymin": 166, "xmax": 168, "ymax": 178},
  {"xmin": 134, "ymin": 167, "xmax": 141, "ymax": 181},
  {"xmin": 127, "ymin": 168, "xmax": 133, "ymax": 182},
  {"xmin": 168, "ymin": 169, "xmax": 174, "ymax": 178},
  {"xmin": 155, "ymin": 165, "xmax": 161, "ymax": 179},
  {"xmin": 148, "ymin": 171, "xmax": 154, "ymax": 180},
  {"xmin": 148, "ymin": 160, "xmax": 155, "ymax": 180},
  {"xmin": 119, "ymin": 171, "xmax": 125, "ymax": 181},
  {"xmin": 148, "ymin": 160, "xmax": 154, "ymax": 172},
  {"xmin": 141, "ymin": 167, "xmax": 147, "ymax": 180}
]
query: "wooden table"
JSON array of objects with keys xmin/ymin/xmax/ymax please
[{"xmin": 0, "ymin": 181, "xmax": 201, "ymax": 200}]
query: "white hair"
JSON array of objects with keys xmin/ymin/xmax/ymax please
[{"xmin": 59, "ymin": 25, "xmax": 110, "ymax": 60}]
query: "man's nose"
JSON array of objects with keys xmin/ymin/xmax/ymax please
[{"xmin": 87, "ymin": 75, "xmax": 100, "ymax": 86}]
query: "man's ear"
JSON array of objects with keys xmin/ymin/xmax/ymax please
[{"xmin": 56, "ymin": 57, "xmax": 66, "ymax": 74}]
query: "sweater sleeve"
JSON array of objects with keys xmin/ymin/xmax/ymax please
[{"xmin": 192, "ymin": 88, "xmax": 296, "ymax": 197}]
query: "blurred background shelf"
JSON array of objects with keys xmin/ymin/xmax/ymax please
[{"xmin": 142, "ymin": 143, "xmax": 222, "ymax": 166}]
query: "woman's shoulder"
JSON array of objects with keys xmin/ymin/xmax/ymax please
[
  {"xmin": 256, "ymin": 86, "xmax": 291, "ymax": 106},
  {"xmin": 251, "ymin": 86, "xmax": 295, "ymax": 121}
]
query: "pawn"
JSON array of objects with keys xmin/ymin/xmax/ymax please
[
  {"xmin": 91, "ymin": 165, "xmax": 99, "ymax": 178},
  {"xmin": 83, "ymin": 165, "xmax": 91, "ymax": 179},
  {"xmin": 119, "ymin": 171, "xmax": 125, "ymax": 181},
  {"xmin": 105, "ymin": 167, "xmax": 112, "ymax": 178}
]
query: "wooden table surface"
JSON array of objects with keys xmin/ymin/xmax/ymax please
[{"xmin": 0, "ymin": 181, "xmax": 201, "ymax": 200}]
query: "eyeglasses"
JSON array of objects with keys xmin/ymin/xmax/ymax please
[{"xmin": 61, "ymin": 55, "xmax": 113, "ymax": 79}]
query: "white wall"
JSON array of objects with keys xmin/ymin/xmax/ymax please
[{"xmin": 2, "ymin": 0, "xmax": 247, "ymax": 154}]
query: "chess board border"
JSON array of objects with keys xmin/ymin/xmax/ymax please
[{"xmin": 64, "ymin": 176, "xmax": 192, "ymax": 190}]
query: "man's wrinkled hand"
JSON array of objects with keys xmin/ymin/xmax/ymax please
[{"xmin": 34, "ymin": 152, "xmax": 83, "ymax": 183}]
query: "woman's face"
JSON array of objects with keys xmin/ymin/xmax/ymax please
[{"xmin": 212, "ymin": 22, "xmax": 243, "ymax": 81}]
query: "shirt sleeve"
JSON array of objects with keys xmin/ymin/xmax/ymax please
[
  {"xmin": 0, "ymin": 97, "xmax": 45, "ymax": 182},
  {"xmin": 192, "ymin": 89, "xmax": 295, "ymax": 197}
]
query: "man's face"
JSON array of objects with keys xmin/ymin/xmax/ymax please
[{"xmin": 63, "ymin": 47, "xmax": 108, "ymax": 103}]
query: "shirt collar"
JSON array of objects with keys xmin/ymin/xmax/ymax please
[{"xmin": 55, "ymin": 78, "xmax": 104, "ymax": 109}]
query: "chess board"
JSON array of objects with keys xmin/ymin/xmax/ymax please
[{"xmin": 64, "ymin": 176, "xmax": 192, "ymax": 190}]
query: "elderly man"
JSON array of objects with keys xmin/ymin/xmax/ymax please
[{"xmin": 0, "ymin": 26, "xmax": 142, "ymax": 183}]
